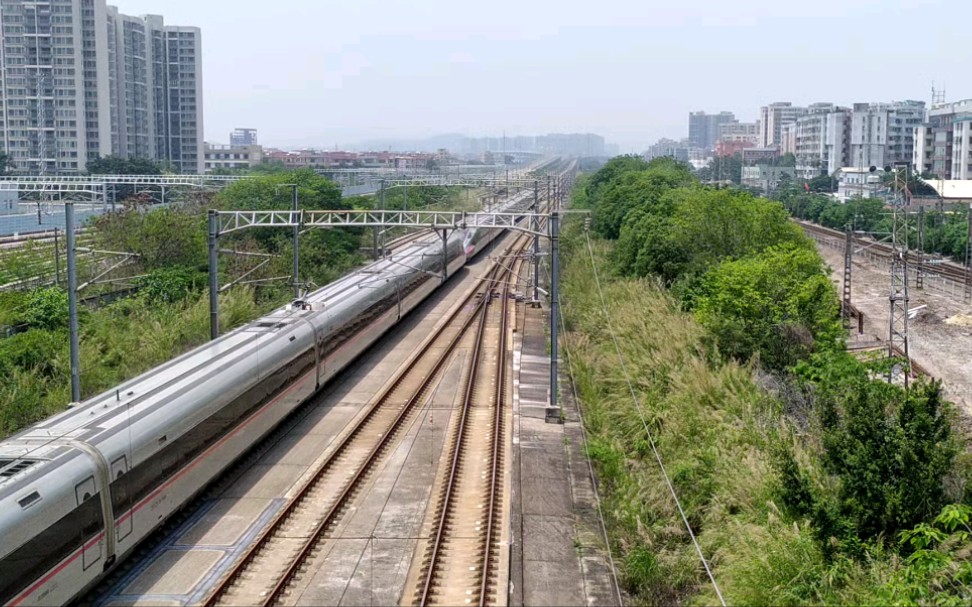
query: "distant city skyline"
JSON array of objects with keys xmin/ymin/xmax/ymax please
[{"xmin": 108, "ymin": 0, "xmax": 972, "ymax": 155}]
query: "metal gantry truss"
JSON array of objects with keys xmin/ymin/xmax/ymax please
[
  {"xmin": 888, "ymin": 167, "xmax": 910, "ymax": 387},
  {"xmin": 216, "ymin": 209, "xmax": 549, "ymax": 236},
  {"xmin": 0, "ymin": 174, "xmax": 248, "ymax": 186},
  {"xmin": 208, "ymin": 206, "xmax": 568, "ymax": 423}
]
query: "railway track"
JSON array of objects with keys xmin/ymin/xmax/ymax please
[
  {"xmin": 411, "ymin": 249, "xmax": 519, "ymax": 607},
  {"xmin": 201, "ymin": 235, "xmax": 525, "ymax": 607},
  {"xmin": 797, "ymin": 219, "xmax": 971, "ymax": 284}
]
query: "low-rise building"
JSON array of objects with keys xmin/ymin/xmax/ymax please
[
  {"xmin": 644, "ymin": 138, "xmax": 690, "ymax": 162},
  {"xmin": 204, "ymin": 143, "xmax": 264, "ymax": 172},
  {"xmin": 835, "ymin": 166, "xmax": 886, "ymax": 201},
  {"xmin": 230, "ymin": 128, "xmax": 259, "ymax": 147},
  {"xmin": 741, "ymin": 165, "xmax": 796, "ymax": 192},
  {"xmin": 715, "ymin": 140, "xmax": 755, "ymax": 157},
  {"xmin": 742, "ymin": 146, "xmax": 780, "ymax": 164}
]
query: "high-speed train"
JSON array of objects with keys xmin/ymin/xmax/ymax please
[{"xmin": 0, "ymin": 192, "xmax": 535, "ymax": 606}]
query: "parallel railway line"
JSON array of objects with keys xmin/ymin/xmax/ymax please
[
  {"xmin": 201, "ymin": 231, "xmax": 528, "ymax": 607},
  {"xmin": 413, "ymin": 245, "xmax": 518, "ymax": 607},
  {"xmin": 797, "ymin": 219, "xmax": 971, "ymax": 284},
  {"xmin": 73, "ymin": 176, "xmax": 563, "ymax": 607}
]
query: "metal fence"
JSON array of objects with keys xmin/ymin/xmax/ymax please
[{"xmin": 0, "ymin": 204, "xmax": 105, "ymax": 236}]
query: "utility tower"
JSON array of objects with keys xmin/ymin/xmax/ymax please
[
  {"xmin": 888, "ymin": 164, "xmax": 911, "ymax": 387},
  {"xmin": 915, "ymin": 206, "xmax": 925, "ymax": 290},
  {"xmin": 965, "ymin": 206, "xmax": 972, "ymax": 303},
  {"xmin": 842, "ymin": 225, "xmax": 852, "ymax": 330}
]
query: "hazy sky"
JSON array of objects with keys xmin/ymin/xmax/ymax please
[{"xmin": 113, "ymin": 0, "xmax": 970, "ymax": 152}]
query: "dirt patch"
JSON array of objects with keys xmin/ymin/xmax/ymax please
[
  {"xmin": 816, "ymin": 241, "xmax": 972, "ymax": 420},
  {"xmin": 945, "ymin": 314, "xmax": 972, "ymax": 327}
]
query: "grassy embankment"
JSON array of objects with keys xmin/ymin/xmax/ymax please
[{"xmin": 560, "ymin": 158, "xmax": 972, "ymax": 606}]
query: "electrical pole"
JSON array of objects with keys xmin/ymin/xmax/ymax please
[
  {"xmin": 843, "ymin": 225, "xmax": 852, "ymax": 330},
  {"xmin": 547, "ymin": 211, "xmax": 561, "ymax": 424},
  {"xmin": 965, "ymin": 204, "xmax": 972, "ymax": 304},
  {"xmin": 888, "ymin": 165, "xmax": 910, "ymax": 388},
  {"xmin": 53, "ymin": 227, "xmax": 61, "ymax": 286},
  {"xmin": 532, "ymin": 179, "xmax": 540, "ymax": 305},
  {"xmin": 374, "ymin": 179, "xmax": 384, "ymax": 260},
  {"xmin": 208, "ymin": 210, "xmax": 220, "ymax": 340},
  {"xmin": 291, "ymin": 185, "xmax": 300, "ymax": 299},
  {"xmin": 916, "ymin": 206, "xmax": 925, "ymax": 290},
  {"xmin": 66, "ymin": 203, "xmax": 80, "ymax": 402}
]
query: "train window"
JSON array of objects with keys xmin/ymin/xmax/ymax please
[
  {"xmin": 0, "ymin": 491, "xmax": 100, "ymax": 603},
  {"xmin": 17, "ymin": 491, "xmax": 40, "ymax": 509},
  {"xmin": 75, "ymin": 476, "xmax": 96, "ymax": 505},
  {"xmin": 111, "ymin": 455, "xmax": 128, "ymax": 479}
]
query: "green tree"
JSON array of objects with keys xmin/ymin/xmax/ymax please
[
  {"xmin": 699, "ymin": 153, "xmax": 742, "ymax": 184},
  {"xmin": 92, "ymin": 204, "xmax": 207, "ymax": 269},
  {"xmin": 87, "ymin": 155, "xmax": 165, "ymax": 175},
  {"xmin": 807, "ymin": 174, "xmax": 837, "ymax": 193},
  {"xmin": 0, "ymin": 150, "xmax": 15, "ymax": 175},
  {"xmin": 669, "ymin": 187, "xmax": 806, "ymax": 272},
  {"xmin": 135, "ymin": 266, "xmax": 205, "ymax": 303},
  {"xmin": 593, "ymin": 160, "xmax": 694, "ymax": 238},
  {"xmin": 216, "ymin": 169, "xmax": 359, "ymax": 286},
  {"xmin": 786, "ymin": 353, "xmax": 960, "ymax": 553},
  {"xmin": 691, "ymin": 243, "xmax": 841, "ymax": 368},
  {"xmin": 22, "ymin": 287, "xmax": 70, "ymax": 331},
  {"xmin": 585, "ymin": 154, "xmax": 651, "ymax": 201}
]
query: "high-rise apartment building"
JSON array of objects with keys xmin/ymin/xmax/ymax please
[
  {"xmin": 848, "ymin": 100, "xmax": 924, "ymax": 171},
  {"xmin": 759, "ymin": 102, "xmax": 807, "ymax": 148},
  {"xmin": 794, "ymin": 103, "xmax": 850, "ymax": 177},
  {"xmin": 0, "ymin": 0, "xmax": 203, "ymax": 173},
  {"xmin": 688, "ymin": 111, "xmax": 735, "ymax": 150},
  {"xmin": 230, "ymin": 128, "xmax": 258, "ymax": 147},
  {"xmin": 914, "ymin": 99, "xmax": 972, "ymax": 179}
]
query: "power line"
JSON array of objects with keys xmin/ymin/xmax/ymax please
[{"xmin": 582, "ymin": 229, "xmax": 726, "ymax": 606}]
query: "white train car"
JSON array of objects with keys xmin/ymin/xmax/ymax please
[{"xmin": 0, "ymin": 194, "xmax": 533, "ymax": 606}]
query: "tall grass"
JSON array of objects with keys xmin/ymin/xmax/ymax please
[
  {"xmin": 0, "ymin": 287, "xmax": 261, "ymax": 437},
  {"xmin": 560, "ymin": 227, "xmax": 893, "ymax": 605}
]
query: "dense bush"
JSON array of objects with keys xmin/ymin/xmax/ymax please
[
  {"xmin": 690, "ymin": 244, "xmax": 842, "ymax": 369},
  {"xmin": 136, "ymin": 266, "xmax": 205, "ymax": 303},
  {"xmin": 93, "ymin": 203, "xmax": 206, "ymax": 269},
  {"xmin": 22, "ymin": 287, "xmax": 70, "ymax": 331},
  {"xmin": 615, "ymin": 187, "xmax": 807, "ymax": 284},
  {"xmin": 592, "ymin": 158, "xmax": 694, "ymax": 239},
  {"xmin": 780, "ymin": 353, "xmax": 960, "ymax": 555}
]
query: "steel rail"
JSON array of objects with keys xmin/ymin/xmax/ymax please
[
  {"xmin": 417, "ymin": 236, "xmax": 523, "ymax": 607},
  {"xmin": 202, "ymin": 254, "xmax": 506, "ymax": 607},
  {"xmin": 478, "ymin": 255, "xmax": 514, "ymax": 605}
]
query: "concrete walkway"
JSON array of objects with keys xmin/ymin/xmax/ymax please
[{"xmin": 510, "ymin": 302, "xmax": 622, "ymax": 606}]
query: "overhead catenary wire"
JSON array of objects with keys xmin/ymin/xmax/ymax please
[{"xmin": 581, "ymin": 229, "xmax": 726, "ymax": 607}]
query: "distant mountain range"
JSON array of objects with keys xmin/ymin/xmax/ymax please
[{"xmin": 342, "ymin": 133, "xmax": 608, "ymax": 156}]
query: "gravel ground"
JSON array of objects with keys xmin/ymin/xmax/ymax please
[{"xmin": 816, "ymin": 241, "xmax": 972, "ymax": 420}]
